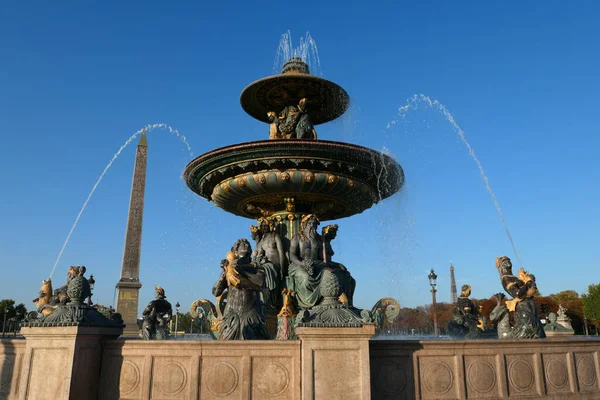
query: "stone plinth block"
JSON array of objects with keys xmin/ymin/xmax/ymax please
[
  {"xmin": 17, "ymin": 325, "xmax": 122, "ymax": 400},
  {"xmin": 116, "ymin": 281, "xmax": 142, "ymax": 337},
  {"xmin": 296, "ymin": 325, "xmax": 375, "ymax": 400}
]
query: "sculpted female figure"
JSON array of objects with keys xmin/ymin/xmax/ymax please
[
  {"xmin": 253, "ymin": 218, "xmax": 287, "ymax": 309},
  {"xmin": 287, "ymin": 214, "xmax": 355, "ymax": 310},
  {"xmin": 212, "ymin": 238, "xmax": 270, "ymax": 340}
]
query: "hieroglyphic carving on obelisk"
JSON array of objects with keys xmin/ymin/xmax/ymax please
[{"xmin": 116, "ymin": 131, "xmax": 148, "ymax": 336}]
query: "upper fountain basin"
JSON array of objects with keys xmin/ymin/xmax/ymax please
[
  {"xmin": 184, "ymin": 139, "xmax": 404, "ymax": 221},
  {"xmin": 240, "ymin": 64, "xmax": 349, "ymax": 125}
]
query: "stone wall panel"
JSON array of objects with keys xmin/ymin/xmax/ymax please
[
  {"xmin": 201, "ymin": 356, "xmax": 243, "ymax": 400},
  {"xmin": 251, "ymin": 357, "xmax": 293, "ymax": 399},
  {"xmin": 505, "ymin": 354, "xmax": 539, "ymax": 397},
  {"xmin": 464, "ymin": 355, "xmax": 501, "ymax": 399},
  {"xmin": 541, "ymin": 353, "xmax": 573, "ymax": 395},
  {"xmin": 418, "ymin": 356, "xmax": 459, "ymax": 399},
  {"xmin": 574, "ymin": 352, "xmax": 599, "ymax": 393},
  {"xmin": 99, "ymin": 355, "xmax": 145, "ymax": 400}
]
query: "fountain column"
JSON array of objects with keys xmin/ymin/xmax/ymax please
[{"xmin": 115, "ymin": 132, "xmax": 147, "ymax": 337}]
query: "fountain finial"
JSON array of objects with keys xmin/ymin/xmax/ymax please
[{"xmin": 282, "ymin": 57, "xmax": 310, "ymax": 75}]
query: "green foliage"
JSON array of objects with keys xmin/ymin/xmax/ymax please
[
  {"xmin": 582, "ymin": 283, "xmax": 600, "ymax": 330},
  {"xmin": 0, "ymin": 299, "xmax": 27, "ymax": 321}
]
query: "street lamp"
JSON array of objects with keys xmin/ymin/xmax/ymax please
[
  {"xmin": 87, "ymin": 274, "xmax": 96, "ymax": 306},
  {"xmin": 428, "ymin": 268, "xmax": 439, "ymax": 337},
  {"xmin": 584, "ymin": 315, "xmax": 589, "ymax": 336},
  {"xmin": 174, "ymin": 302, "xmax": 180, "ymax": 338}
]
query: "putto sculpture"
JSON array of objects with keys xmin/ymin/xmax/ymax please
[
  {"xmin": 447, "ymin": 284, "xmax": 482, "ymax": 339},
  {"xmin": 141, "ymin": 286, "xmax": 173, "ymax": 340},
  {"xmin": 212, "ymin": 239, "xmax": 270, "ymax": 340},
  {"xmin": 490, "ymin": 256, "xmax": 545, "ymax": 339}
]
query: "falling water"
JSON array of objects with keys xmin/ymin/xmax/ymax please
[
  {"xmin": 387, "ymin": 94, "xmax": 523, "ymax": 268},
  {"xmin": 273, "ymin": 30, "xmax": 322, "ymax": 76},
  {"xmin": 49, "ymin": 123, "xmax": 193, "ymax": 279}
]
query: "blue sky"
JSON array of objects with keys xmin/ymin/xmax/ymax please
[{"xmin": 1, "ymin": 2, "xmax": 599, "ymax": 314}]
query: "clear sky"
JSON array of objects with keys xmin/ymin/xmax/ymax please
[{"xmin": 1, "ymin": 2, "xmax": 599, "ymax": 315}]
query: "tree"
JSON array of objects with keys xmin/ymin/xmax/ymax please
[
  {"xmin": 0, "ymin": 299, "xmax": 28, "ymax": 331},
  {"xmin": 582, "ymin": 283, "xmax": 600, "ymax": 334},
  {"xmin": 549, "ymin": 290, "xmax": 585, "ymax": 335}
]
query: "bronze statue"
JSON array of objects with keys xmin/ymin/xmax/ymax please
[
  {"xmin": 253, "ymin": 218, "xmax": 286, "ymax": 309},
  {"xmin": 490, "ymin": 256, "xmax": 545, "ymax": 339},
  {"xmin": 447, "ymin": 284, "xmax": 482, "ymax": 339},
  {"xmin": 286, "ymin": 214, "xmax": 355, "ymax": 310},
  {"xmin": 268, "ymin": 98, "xmax": 317, "ymax": 140},
  {"xmin": 276, "ymin": 289, "xmax": 297, "ymax": 340},
  {"xmin": 212, "ymin": 239, "xmax": 270, "ymax": 340},
  {"xmin": 141, "ymin": 286, "xmax": 173, "ymax": 340},
  {"xmin": 32, "ymin": 266, "xmax": 87, "ymax": 316}
]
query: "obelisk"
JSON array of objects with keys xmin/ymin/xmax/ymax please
[
  {"xmin": 116, "ymin": 131, "xmax": 148, "ymax": 336},
  {"xmin": 450, "ymin": 263, "xmax": 457, "ymax": 304}
]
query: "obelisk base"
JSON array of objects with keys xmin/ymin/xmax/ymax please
[
  {"xmin": 296, "ymin": 324, "xmax": 375, "ymax": 400},
  {"xmin": 115, "ymin": 280, "xmax": 142, "ymax": 337}
]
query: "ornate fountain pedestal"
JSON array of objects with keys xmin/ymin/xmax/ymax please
[
  {"xmin": 17, "ymin": 325, "xmax": 122, "ymax": 400},
  {"xmin": 296, "ymin": 325, "xmax": 375, "ymax": 400}
]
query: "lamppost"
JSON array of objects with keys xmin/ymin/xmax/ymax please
[
  {"xmin": 174, "ymin": 302, "xmax": 180, "ymax": 338},
  {"xmin": 584, "ymin": 315, "xmax": 589, "ymax": 336},
  {"xmin": 428, "ymin": 268, "xmax": 439, "ymax": 337},
  {"xmin": 87, "ymin": 274, "xmax": 95, "ymax": 306},
  {"xmin": 2, "ymin": 311, "xmax": 7, "ymax": 338}
]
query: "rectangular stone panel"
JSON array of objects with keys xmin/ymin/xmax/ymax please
[
  {"xmin": 504, "ymin": 354, "xmax": 540, "ymax": 397},
  {"xmin": 0, "ymin": 353, "xmax": 17, "ymax": 397},
  {"xmin": 370, "ymin": 355, "xmax": 413, "ymax": 400},
  {"xmin": 541, "ymin": 353, "xmax": 574, "ymax": 395},
  {"xmin": 150, "ymin": 356, "xmax": 194, "ymax": 400},
  {"xmin": 573, "ymin": 352, "xmax": 599, "ymax": 393},
  {"xmin": 313, "ymin": 348, "xmax": 362, "ymax": 399},
  {"xmin": 200, "ymin": 356, "xmax": 244, "ymax": 400},
  {"xmin": 26, "ymin": 348, "xmax": 69, "ymax": 399},
  {"xmin": 464, "ymin": 355, "xmax": 501, "ymax": 399},
  {"xmin": 418, "ymin": 355, "xmax": 459, "ymax": 399},
  {"xmin": 250, "ymin": 356, "xmax": 295, "ymax": 400},
  {"xmin": 99, "ymin": 355, "xmax": 145, "ymax": 400}
]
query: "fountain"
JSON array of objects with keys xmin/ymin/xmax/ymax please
[
  {"xmin": 2, "ymin": 38, "xmax": 600, "ymax": 400},
  {"xmin": 183, "ymin": 56, "xmax": 403, "ymax": 337}
]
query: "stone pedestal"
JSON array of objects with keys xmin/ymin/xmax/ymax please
[
  {"xmin": 17, "ymin": 325, "xmax": 122, "ymax": 400},
  {"xmin": 296, "ymin": 325, "xmax": 375, "ymax": 400},
  {"xmin": 116, "ymin": 280, "xmax": 143, "ymax": 337}
]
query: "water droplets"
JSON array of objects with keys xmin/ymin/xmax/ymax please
[
  {"xmin": 49, "ymin": 124, "xmax": 193, "ymax": 279},
  {"xmin": 387, "ymin": 94, "xmax": 523, "ymax": 268},
  {"xmin": 273, "ymin": 30, "xmax": 322, "ymax": 76}
]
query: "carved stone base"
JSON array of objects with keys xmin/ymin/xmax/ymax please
[
  {"xmin": 18, "ymin": 325, "xmax": 123, "ymax": 400},
  {"xmin": 296, "ymin": 325, "xmax": 375, "ymax": 400},
  {"xmin": 115, "ymin": 281, "xmax": 142, "ymax": 337}
]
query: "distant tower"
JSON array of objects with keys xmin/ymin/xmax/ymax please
[
  {"xmin": 116, "ymin": 131, "xmax": 148, "ymax": 336},
  {"xmin": 450, "ymin": 263, "xmax": 458, "ymax": 304}
]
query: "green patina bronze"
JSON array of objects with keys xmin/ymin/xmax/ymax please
[{"xmin": 183, "ymin": 55, "xmax": 404, "ymax": 336}]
